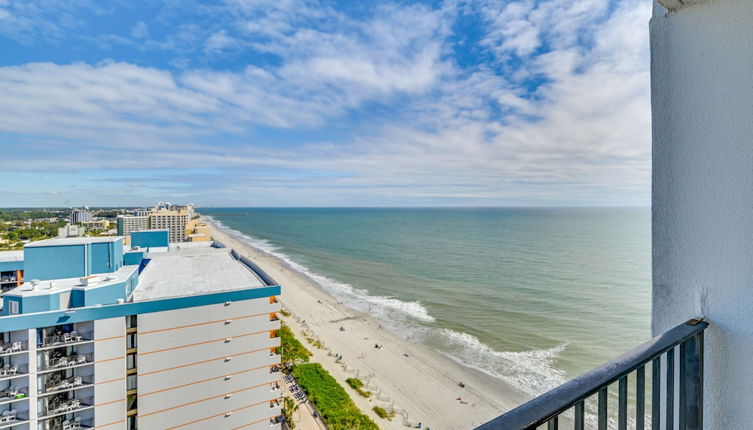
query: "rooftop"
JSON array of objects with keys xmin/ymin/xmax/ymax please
[
  {"xmin": 4, "ymin": 265, "xmax": 138, "ymax": 297},
  {"xmin": 0, "ymin": 251, "xmax": 23, "ymax": 262},
  {"xmin": 26, "ymin": 236, "xmax": 123, "ymax": 247},
  {"xmin": 131, "ymin": 245, "xmax": 267, "ymax": 301}
]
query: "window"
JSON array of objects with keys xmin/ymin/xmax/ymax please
[
  {"xmin": 126, "ymin": 333, "xmax": 137, "ymax": 349},
  {"xmin": 126, "ymin": 315, "xmax": 137, "ymax": 329},
  {"xmin": 127, "ymin": 415, "xmax": 137, "ymax": 430},
  {"xmin": 127, "ymin": 375, "xmax": 138, "ymax": 391},
  {"xmin": 127, "ymin": 393, "xmax": 138, "ymax": 411},
  {"xmin": 8, "ymin": 301, "xmax": 18, "ymax": 315},
  {"xmin": 127, "ymin": 353, "xmax": 137, "ymax": 370}
]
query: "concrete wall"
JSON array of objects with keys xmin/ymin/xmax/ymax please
[
  {"xmin": 651, "ymin": 0, "xmax": 753, "ymax": 428},
  {"xmin": 136, "ymin": 297, "xmax": 281, "ymax": 430},
  {"xmin": 94, "ymin": 317, "xmax": 127, "ymax": 429}
]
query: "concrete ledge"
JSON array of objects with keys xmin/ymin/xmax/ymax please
[{"xmin": 657, "ymin": 0, "xmax": 707, "ymax": 11}]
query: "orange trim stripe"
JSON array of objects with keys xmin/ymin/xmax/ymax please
[
  {"xmin": 96, "ymin": 419, "xmax": 125, "ymax": 429},
  {"xmin": 95, "ymin": 398, "xmax": 125, "ymax": 407},
  {"xmin": 140, "ymin": 312, "xmax": 273, "ymax": 335},
  {"xmin": 164, "ymin": 403, "xmax": 278, "ymax": 430},
  {"xmin": 95, "ymin": 335, "xmax": 125, "ymax": 342},
  {"xmin": 141, "ymin": 388, "xmax": 268, "ymax": 418},
  {"xmin": 231, "ymin": 416, "xmax": 280, "ymax": 430},
  {"xmin": 95, "ymin": 377, "xmax": 124, "ymax": 386},
  {"xmin": 95, "ymin": 356, "xmax": 125, "ymax": 364},
  {"xmin": 139, "ymin": 367, "xmax": 273, "ymax": 397},
  {"xmin": 138, "ymin": 348, "xmax": 274, "ymax": 376},
  {"xmin": 139, "ymin": 331, "xmax": 269, "ymax": 356}
]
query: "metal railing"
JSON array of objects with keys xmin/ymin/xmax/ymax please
[{"xmin": 476, "ymin": 319, "xmax": 707, "ymax": 430}]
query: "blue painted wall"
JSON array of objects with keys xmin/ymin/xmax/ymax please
[
  {"xmin": 89, "ymin": 241, "xmax": 123, "ymax": 275},
  {"xmin": 0, "ymin": 260, "xmax": 23, "ymax": 272},
  {"xmin": 24, "ymin": 245, "xmax": 86, "ymax": 281},
  {"xmin": 131, "ymin": 230, "xmax": 169, "ymax": 248},
  {"xmin": 123, "ymin": 251, "xmax": 144, "ymax": 266}
]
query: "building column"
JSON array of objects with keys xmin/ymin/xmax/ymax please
[{"xmin": 651, "ymin": 0, "xmax": 753, "ymax": 428}]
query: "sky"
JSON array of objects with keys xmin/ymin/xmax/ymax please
[{"xmin": 0, "ymin": 0, "xmax": 652, "ymax": 207}]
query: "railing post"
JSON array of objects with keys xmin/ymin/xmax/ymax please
[{"xmin": 679, "ymin": 330, "xmax": 704, "ymax": 430}]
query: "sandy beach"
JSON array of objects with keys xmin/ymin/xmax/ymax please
[{"xmin": 207, "ymin": 220, "xmax": 529, "ymax": 430}]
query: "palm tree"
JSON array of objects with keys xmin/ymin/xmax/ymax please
[{"xmin": 282, "ymin": 396, "xmax": 299, "ymax": 429}]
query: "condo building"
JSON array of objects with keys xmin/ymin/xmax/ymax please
[
  {"xmin": 69, "ymin": 210, "xmax": 92, "ymax": 225},
  {"xmin": 0, "ymin": 232, "xmax": 282, "ymax": 430},
  {"xmin": 115, "ymin": 217, "xmax": 148, "ymax": 238}
]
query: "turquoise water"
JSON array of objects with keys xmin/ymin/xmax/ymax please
[{"xmin": 203, "ymin": 207, "xmax": 651, "ymax": 396}]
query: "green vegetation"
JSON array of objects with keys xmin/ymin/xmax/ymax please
[
  {"xmin": 305, "ymin": 336, "xmax": 323, "ymax": 349},
  {"xmin": 0, "ymin": 218, "xmax": 66, "ymax": 250},
  {"xmin": 279, "ymin": 324, "xmax": 312, "ymax": 364},
  {"xmin": 282, "ymin": 396, "xmax": 299, "ymax": 429},
  {"xmin": 346, "ymin": 377, "xmax": 372, "ymax": 398},
  {"xmin": 293, "ymin": 363, "xmax": 379, "ymax": 430},
  {"xmin": 279, "ymin": 308, "xmax": 291, "ymax": 317},
  {"xmin": 372, "ymin": 406, "xmax": 396, "ymax": 421}
]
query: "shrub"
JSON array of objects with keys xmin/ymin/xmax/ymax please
[
  {"xmin": 372, "ymin": 406, "xmax": 395, "ymax": 421},
  {"xmin": 279, "ymin": 323, "xmax": 312, "ymax": 363},
  {"xmin": 346, "ymin": 378, "xmax": 371, "ymax": 398},
  {"xmin": 280, "ymin": 308, "xmax": 291, "ymax": 317},
  {"xmin": 293, "ymin": 363, "xmax": 379, "ymax": 430}
]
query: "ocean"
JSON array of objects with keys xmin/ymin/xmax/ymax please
[{"xmin": 202, "ymin": 207, "xmax": 651, "ymax": 398}]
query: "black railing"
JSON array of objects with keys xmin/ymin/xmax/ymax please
[{"xmin": 476, "ymin": 319, "xmax": 707, "ymax": 430}]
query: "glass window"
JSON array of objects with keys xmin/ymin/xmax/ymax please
[
  {"xmin": 127, "ymin": 375, "xmax": 138, "ymax": 391},
  {"xmin": 127, "ymin": 393, "xmax": 138, "ymax": 411},
  {"xmin": 127, "ymin": 353, "xmax": 137, "ymax": 370},
  {"xmin": 126, "ymin": 333, "xmax": 137, "ymax": 349},
  {"xmin": 127, "ymin": 415, "xmax": 137, "ymax": 430},
  {"xmin": 126, "ymin": 315, "xmax": 137, "ymax": 329}
]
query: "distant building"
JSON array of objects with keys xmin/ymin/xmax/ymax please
[
  {"xmin": 117, "ymin": 215, "xmax": 149, "ymax": 236},
  {"xmin": 186, "ymin": 220, "xmax": 211, "ymax": 242},
  {"xmin": 69, "ymin": 208, "xmax": 92, "ymax": 224},
  {"xmin": 81, "ymin": 220, "xmax": 110, "ymax": 230},
  {"xmin": 149, "ymin": 209, "xmax": 188, "ymax": 243},
  {"xmin": 58, "ymin": 224, "xmax": 85, "ymax": 238}
]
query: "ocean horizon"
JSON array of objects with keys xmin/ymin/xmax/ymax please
[{"xmin": 203, "ymin": 207, "xmax": 651, "ymax": 398}]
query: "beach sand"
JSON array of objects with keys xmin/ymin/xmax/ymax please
[{"xmin": 208, "ymin": 221, "xmax": 528, "ymax": 430}]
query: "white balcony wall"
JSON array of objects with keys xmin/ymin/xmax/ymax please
[{"xmin": 651, "ymin": 0, "xmax": 753, "ymax": 428}]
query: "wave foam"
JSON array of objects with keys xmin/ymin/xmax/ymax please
[
  {"xmin": 206, "ymin": 215, "xmax": 567, "ymax": 397},
  {"xmin": 207, "ymin": 216, "xmax": 435, "ymax": 323}
]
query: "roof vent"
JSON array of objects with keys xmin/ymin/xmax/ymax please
[
  {"xmin": 79, "ymin": 275, "xmax": 100, "ymax": 286},
  {"xmin": 46, "ymin": 281, "xmax": 55, "ymax": 289},
  {"xmin": 31, "ymin": 279, "xmax": 40, "ymax": 287}
]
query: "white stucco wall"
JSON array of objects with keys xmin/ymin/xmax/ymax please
[{"xmin": 651, "ymin": 0, "xmax": 753, "ymax": 428}]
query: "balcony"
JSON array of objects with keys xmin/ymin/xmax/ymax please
[
  {"xmin": 41, "ymin": 376, "xmax": 89, "ymax": 395},
  {"xmin": 39, "ymin": 415, "xmax": 93, "ymax": 430},
  {"xmin": 0, "ymin": 343, "xmax": 25, "ymax": 358},
  {"xmin": 476, "ymin": 319, "xmax": 707, "ymax": 430},
  {"xmin": 40, "ymin": 354, "xmax": 91, "ymax": 373},
  {"xmin": 39, "ymin": 396, "xmax": 93, "ymax": 420},
  {"xmin": 38, "ymin": 332, "xmax": 92, "ymax": 351},
  {"xmin": 0, "ymin": 413, "xmax": 27, "ymax": 429},
  {"xmin": 0, "ymin": 365, "xmax": 25, "ymax": 382},
  {"xmin": 0, "ymin": 387, "xmax": 26, "ymax": 406}
]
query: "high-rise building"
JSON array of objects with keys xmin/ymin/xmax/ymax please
[
  {"xmin": 0, "ymin": 235, "xmax": 282, "ymax": 430},
  {"xmin": 69, "ymin": 208, "xmax": 92, "ymax": 224},
  {"xmin": 148, "ymin": 210, "xmax": 188, "ymax": 243},
  {"xmin": 116, "ymin": 216, "xmax": 149, "ymax": 236}
]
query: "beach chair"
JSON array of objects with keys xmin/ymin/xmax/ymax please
[
  {"xmin": 71, "ymin": 331, "xmax": 82, "ymax": 342},
  {"xmin": 63, "ymin": 333, "xmax": 72, "ymax": 343},
  {"xmin": 77, "ymin": 355, "xmax": 87, "ymax": 364},
  {"xmin": 10, "ymin": 342, "xmax": 21, "ymax": 352},
  {"xmin": 8, "ymin": 364, "xmax": 18, "ymax": 375},
  {"xmin": 63, "ymin": 420, "xmax": 71, "ymax": 430},
  {"xmin": 7, "ymin": 410, "xmax": 16, "ymax": 421},
  {"xmin": 74, "ymin": 416, "xmax": 82, "ymax": 428}
]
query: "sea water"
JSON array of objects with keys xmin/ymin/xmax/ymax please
[{"xmin": 203, "ymin": 207, "xmax": 650, "ymax": 397}]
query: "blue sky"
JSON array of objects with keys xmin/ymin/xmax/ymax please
[{"xmin": 0, "ymin": 0, "xmax": 651, "ymax": 207}]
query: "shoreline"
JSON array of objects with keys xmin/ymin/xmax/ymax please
[{"xmin": 206, "ymin": 218, "xmax": 529, "ymax": 429}]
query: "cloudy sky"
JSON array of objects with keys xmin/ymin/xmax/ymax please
[{"xmin": 0, "ymin": 0, "xmax": 651, "ymax": 207}]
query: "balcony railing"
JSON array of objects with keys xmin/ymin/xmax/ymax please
[{"xmin": 476, "ymin": 319, "xmax": 708, "ymax": 430}]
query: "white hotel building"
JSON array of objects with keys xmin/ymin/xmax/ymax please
[{"xmin": 0, "ymin": 231, "xmax": 282, "ymax": 430}]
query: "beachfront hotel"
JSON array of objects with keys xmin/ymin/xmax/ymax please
[{"xmin": 0, "ymin": 230, "xmax": 283, "ymax": 430}]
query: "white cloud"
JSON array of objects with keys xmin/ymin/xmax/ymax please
[{"xmin": 0, "ymin": 0, "xmax": 653, "ymax": 205}]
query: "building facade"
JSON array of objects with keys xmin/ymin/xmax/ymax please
[
  {"xmin": 115, "ymin": 217, "xmax": 148, "ymax": 237},
  {"xmin": 69, "ymin": 210, "xmax": 92, "ymax": 225},
  {"xmin": 148, "ymin": 211, "xmax": 187, "ymax": 243},
  {"xmin": 0, "ymin": 236, "xmax": 282, "ymax": 430}
]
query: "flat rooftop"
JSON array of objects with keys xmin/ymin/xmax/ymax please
[
  {"xmin": 26, "ymin": 236, "xmax": 123, "ymax": 247},
  {"xmin": 5, "ymin": 265, "xmax": 138, "ymax": 297},
  {"xmin": 0, "ymin": 251, "xmax": 23, "ymax": 262},
  {"xmin": 132, "ymin": 245, "xmax": 268, "ymax": 301}
]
